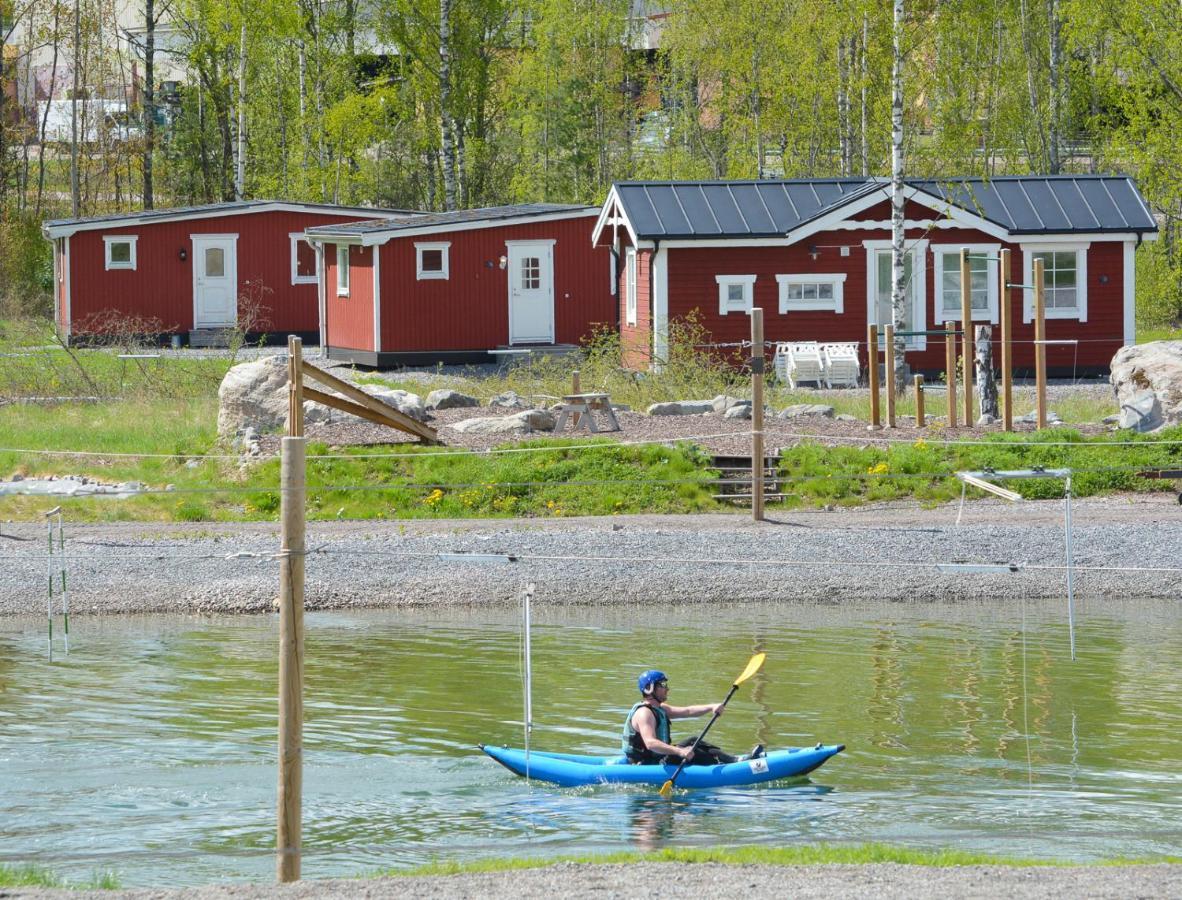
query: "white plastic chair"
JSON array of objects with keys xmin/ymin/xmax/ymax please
[
  {"xmin": 784, "ymin": 342, "xmax": 824, "ymax": 389},
  {"xmin": 821, "ymin": 343, "xmax": 861, "ymax": 388},
  {"xmin": 773, "ymin": 342, "xmax": 792, "ymax": 383}
]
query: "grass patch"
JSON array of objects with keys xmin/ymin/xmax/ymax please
[
  {"xmin": 0, "ymin": 862, "xmax": 119, "ymax": 889},
  {"xmin": 1137, "ymin": 324, "xmax": 1182, "ymax": 343},
  {"xmin": 384, "ymin": 842, "xmax": 1177, "ymax": 876}
]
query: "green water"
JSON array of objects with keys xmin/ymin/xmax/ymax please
[{"xmin": 0, "ymin": 600, "xmax": 1179, "ymax": 886}]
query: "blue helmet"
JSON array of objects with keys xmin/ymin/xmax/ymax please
[{"xmin": 637, "ymin": 669, "xmax": 668, "ymax": 695}]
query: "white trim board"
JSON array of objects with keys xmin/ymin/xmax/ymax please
[
  {"xmin": 373, "ymin": 244, "xmax": 381, "ymax": 352},
  {"xmin": 308, "ymin": 209, "xmax": 599, "ymax": 246},
  {"xmin": 1124, "ymin": 240, "xmax": 1136, "ymax": 345},
  {"xmin": 652, "ymin": 247, "xmax": 669, "ymax": 368}
]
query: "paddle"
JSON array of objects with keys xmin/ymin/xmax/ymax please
[{"xmin": 658, "ymin": 652, "xmax": 766, "ymax": 798}]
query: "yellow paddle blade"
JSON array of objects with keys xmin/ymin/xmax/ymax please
[
  {"xmin": 733, "ymin": 652, "xmax": 766, "ymax": 687},
  {"xmin": 658, "ymin": 779, "xmax": 675, "ymax": 798}
]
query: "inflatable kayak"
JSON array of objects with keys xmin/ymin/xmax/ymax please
[{"xmin": 480, "ymin": 743, "xmax": 844, "ymax": 789}]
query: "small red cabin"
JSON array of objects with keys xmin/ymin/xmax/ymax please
[
  {"xmin": 42, "ymin": 201, "xmax": 413, "ymax": 343},
  {"xmin": 306, "ymin": 204, "xmax": 615, "ymax": 366},
  {"xmin": 593, "ymin": 177, "xmax": 1158, "ymax": 375}
]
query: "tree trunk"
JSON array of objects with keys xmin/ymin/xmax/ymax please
[
  {"xmin": 36, "ymin": 1, "xmax": 64, "ymax": 215},
  {"xmin": 438, "ymin": 0, "xmax": 457, "ymax": 210},
  {"xmin": 975, "ymin": 325, "xmax": 998, "ymax": 419},
  {"xmin": 1048, "ymin": 0, "xmax": 1061, "ymax": 173},
  {"xmin": 837, "ymin": 36, "xmax": 848, "ymax": 176},
  {"xmin": 890, "ymin": 0, "xmax": 907, "ymax": 392},
  {"xmin": 72, "ymin": 0, "xmax": 81, "ymax": 216},
  {"xmin": 861, "ymin": 14, "xmax": 868, "ymax": 177},
  {"xmin": 235, "ymin": 17, "xmax": 246, "ymax": 199},
  {"xmin": 143, "ymin": 0, "xmax": 155, "ymax": 208}
]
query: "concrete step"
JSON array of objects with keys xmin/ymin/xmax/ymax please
[{"xmin": 189, "ymin": 328, "xmax": 234, "ymax": 348}]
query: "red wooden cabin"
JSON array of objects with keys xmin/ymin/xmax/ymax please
[
  {"xmin": 593, "ymin": 177, "xmax": 1158, "ymax": 376},
  {"xmin": 42, "ymin": 201, "xmax": 413, "ymax": 344},
  {"xmin": 305, "ymin": 204, "xmax": 615, "ymax": 366}
]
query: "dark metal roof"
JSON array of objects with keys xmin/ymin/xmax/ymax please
[
  {"xmin": 611, "ymin": 176, "xmax": 1157, "ymax": 240},
  {"xmin": 309, "ymin": 203, "xmax": 598, "ymax": 236},
  {"xmin": 43, "ymin": 199, "xmax": 419, "ymax": 233}
]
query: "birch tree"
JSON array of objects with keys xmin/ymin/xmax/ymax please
[{"xmin": 890, "ymin": 0, "xmax": 907, "ymax": 391}]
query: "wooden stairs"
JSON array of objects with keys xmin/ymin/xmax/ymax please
[{"xmin": 710, "ymin": 453, "xmax": 784, "ymax": 505}]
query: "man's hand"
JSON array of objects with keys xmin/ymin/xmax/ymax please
[
  {"xmin": 678, "ymin": 745, "xmax": 695, "ymax": 760},
  {"xmin": 710, "ymin": 703, "xmax": 725, "ymax": 717}
]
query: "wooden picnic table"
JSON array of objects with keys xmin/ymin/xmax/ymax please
[{"xmin": 553, "ymin": 392, "xmax": 621, "ymax": 434}]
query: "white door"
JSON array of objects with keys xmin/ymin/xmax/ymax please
[
  {"xmin": 192, "ymin": 235, "xmax": 238, "ymax": 327},
  {"xmin": 871, "ymin": 247, "xmax": 923, "ymax": 349},
  {"xmin": 508, "ymin": 242, "xmax": 555, "ymax": 344}
]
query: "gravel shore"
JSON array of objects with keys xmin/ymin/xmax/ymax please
[
  {"xmin": 8, "ymin": 861, "xmax": 1182, "ymax": 899},
  {"xmin": 1, "ymin": 497, "xmax": 1178, "ymax": 617}
]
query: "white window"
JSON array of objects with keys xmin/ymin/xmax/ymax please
[
  {"xmin": 625, "ymin": 248, "xmax": 638, "ymax": 326},
  {"xmin": 416, "ymin": 242, "xmax": 450, "ymax": 280},
  {"xmin": 336, "ymin": 245, "xmax": 350, "ymax": 296},
  {"xmin": 716, "ymin": 275, "xmax": 756, "ymax": 315},
  {"xmin": 776, "ymin": 274, "xmax": 846, "ymax": 313},
  {"xmin": 1022, "ymin": 243, "xmax": 1089, "ymax": 322},
  {"xmin": 103, "ymin": 235, "xmax": 138, "ymax": 270},
  {"xmin": 932, "ymin": 245, "xmax": 999, "ymax": 324},
  {"xmin": 289, "ymin": 233, "xmax": 318, "ymax": 285}
]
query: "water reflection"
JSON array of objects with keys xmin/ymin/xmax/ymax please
[{"xmin": 0, "ymin": 600, "xmax": 1179, "ymax": 887}]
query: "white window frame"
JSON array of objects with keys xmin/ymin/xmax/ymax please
[
  {"xmin": 863, "ymin": 239, "xmax": 928, "ymax": 350},
  {"xmin": 625, "ymin": 247, "xmax": 638, "ymax": 326},
  {"xmin": 715, "ymin": 274, "xmax": 756, "ymax": 316},
  {"xmin": 775, "ymin": 273, "xmax": 846, "ymax": 313},
  {"xmin": 103, "ymin": 235, "xmax": 138, "ymax": 270},
  {"xmin": 931, "ymin": 243, "xmax": 1000, "ymax": 325},
  {"xmin": 415, "ymin": 241, "xmax": 450, "ymax": 280},
  {"xmin": 336, "ymin": 245, "xmax": 350, "ymax": 296},
  {"xmin": 289, "ymin": 233, "xmax": 318, "ymax": 285},
  {"xmin": 1022, "ymin": 243, "xmax": 1089, "ymax": 323}
]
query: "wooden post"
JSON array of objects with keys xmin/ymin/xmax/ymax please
[
  {"xmin": 1034, "ymin": 257, "xmax": 1047, "ymax": 429},
  {"xmin": 960, "ymin": 247, "xmax": 974, "ymax": 426},
  {"xmin": 278, "ymin": 336, "xmax": 306, "ymax": 883},
  {"xmin": 571, "ymin": 369, "xmax": 581, "ymax": 428},
  {"xmin": 867, "ymin": 324, "xmax": 880, "ymax": 428},
  {"xmin": 751, "ymin": 308, "xmax": 765, "ymax": 522},
  {"xmin": 914, "ymin": 374, "xmax": 925, "ymax": 427},
  {"xmin": 945, "ymin": 324, "xmax": 958, "ymax": 428},
  {"xmin": 1000, "ymin": 248, "xmax": 1013, "ymax": 432},
  {"xmin": 884, "ymin": 324, "xmax": 896, "ymax": 428}
]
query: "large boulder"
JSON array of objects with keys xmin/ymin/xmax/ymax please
[
  {"xmin": 448, "ymin": 409, "xmax": 556, "ymax": 435},
  {"xmin": 216, "ymin": 356, "xmax": 426, "ymax": 437},
  {"xmin": 426, "ymin": 389, "xmax": 480, "ymax": 411},
  {"xmin": 488, "ymin": 391, "xmax": 531, "ymax": 410},
  {"xmin": 711, "ymin": 394, "xmax": 745, "ymax": 413},
  {"xmin": 777, "ymin": 404, "xmax": 835, "ymax": 419},
  {"xmin": 1110, "ymin": 341, "xmax": 1182, "ymax": 431},
  {"xmin": 646, "ymin": 400, "xmax": 715, "ymax": 416}
]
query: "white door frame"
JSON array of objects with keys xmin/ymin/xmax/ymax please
[
  {"xmin": 863, "ymin": 239, "xmax": 928, "ymax": 350},
  {"xmin": 506, "ymin": 239, "xmax": 556, "ymax": 344},
  {"xmin": 191, "ymin": 233, "xmax": 239, "ymax": 328}
]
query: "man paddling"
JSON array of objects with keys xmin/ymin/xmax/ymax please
[{"xmin": 623, "ymin": 669, "xmax": 763, "ymax": 765}]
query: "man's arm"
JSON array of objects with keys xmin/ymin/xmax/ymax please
[
  {"xmin": 663, "ymin": 702, "xmax": 723, "ymax": 720},
  {"xmin": 633, "ymin": 707, "xmax": 692, "ymax": 758}
]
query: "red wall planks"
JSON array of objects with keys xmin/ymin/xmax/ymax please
[{"xmin": 63, "ymin": 209, "xmax": 365, "ymax": 335}]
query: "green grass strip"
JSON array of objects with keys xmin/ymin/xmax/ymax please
[
  {"xmin": 383, "ymin": 843, "xmax": 1180, "ymax": 878},
  {"xmin": 0, "ymin": 862, "xmax": 119, "ymax": 889}
]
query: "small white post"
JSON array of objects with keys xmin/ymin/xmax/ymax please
[
  {"xmin": 46, "ymin": 515, "xmax": 54, "ymax": 661},
  {"xmin": 1064, "ymin": 476, "xmax": 1076, "ymax": 661}
]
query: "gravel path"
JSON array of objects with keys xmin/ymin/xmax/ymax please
[
  {"xmin": 7, "ymin": 861, "xmax": 1182, "ymax": 899},
  {"xmin": 0, "ymin": 497, "xmax": 1177, "ymax": 616}
]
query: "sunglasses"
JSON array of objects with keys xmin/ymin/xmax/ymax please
[{"xmin": 655, "ymin": 681, "xmax": 669, "ymax": 689}]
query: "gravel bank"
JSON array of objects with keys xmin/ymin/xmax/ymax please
[
  {"xmin": 0, "ymin": 497, "xmax": 1177, "ymax": 616},
  {"xmin": 7, "ymin": 862, "xmax": 1182, "ymax": 899}
]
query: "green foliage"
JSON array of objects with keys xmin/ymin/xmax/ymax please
[
  {"xmin": 0, "ymin": 862, "xmax": 119, "ymax": 889},
  {"xmin": 0, "ymin": 213, "xmax": 53, "ymax": 318}
]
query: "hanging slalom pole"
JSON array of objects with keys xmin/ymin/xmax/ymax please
[
  {"xmin": 522, "ymin": 581, "xmax": 535, "ymax": 783},
  {"xmin": 44, "ymin": 507, "xmax": 67, "ymax": 660},
  {"xmin": 1064, "ymin": 476, "xmax": 1076, "ymax": 661}
]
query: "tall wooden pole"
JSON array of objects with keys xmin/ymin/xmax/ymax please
[
  {"xmin": 867, "ymin": 324, "xmax": 880, "ymax": 428},
  {"xmin": 1000, "ymin": 248, "xmax": 1013, "ymax": 431},
  {"xmin": 945, "ymin": 324, "xmax": 958, "ymax": 427},
  {"xmin": 278, "ymin": 336, "xmax": 306, "ymax": 882},
  {"xmin": 751, "ymin": 308, "xmax": 765, "ymax": 522},
  {"xmin": 884, "ymin": 324, "xmax": 896, "ymax": 428},
  {"xmin": 1034, "ymin": 258, "xmax": 1047, "ymax": 429},
  {"xmin": 960, "ymin": 247, "xmax": 974, "ymax": 426},
  {"xmin": 914, "ymin": 374, "xmax": 925, "ymax": 427}
]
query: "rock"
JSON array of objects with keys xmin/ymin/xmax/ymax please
[
  {"xmin": 723, "ymin": 404, "xmax": 752, "ymax": 420},
  {"xmin": 1015, "ymin": 409, "xmax": 1062, "ymax": 425},
  {"xmin": 489, "ymin": 391, "xmax": 531, "ymax": 410},
  {"xmin": 836, "ymin": 414, "xmax": 859, "ymax": 422},
  {"xmin": 646, "ymin": 400, "xmax": 715, "ymax": 416},
  {"xmin": 448, "ymin": 409, "xmax": 556, "ymax": 434},
  {"xmin": 217, "ymin": 356, "xmax": 427, "ymax": 436},
  {"xmin": 1110, "ymin": 341, "xmax": 1182, "ymax": 429},
  {"xmin": 777, "ymin": 404, "xmax": 835, "ymax": 419},
  {"xmin": 976, "ymin": 414, "xmax": 997, "ymax": 426},
  {"xmin": 711, "ymin": 394, "xmax": 745, "ymax": 413},
  {"xmin": 10, "ymin": 473, "xmax": 23, "ymax": 482},
  {"xmin": 426, "ymin": 389, "xmax": 480, "ymax": 411},
  {"xmin": 1102, "ymin": 414, "xmax": 1120, "ymax": 425},
  {"xmin": 1118, "ymin": 390, "xmax": 1164, "ymax": 433}
]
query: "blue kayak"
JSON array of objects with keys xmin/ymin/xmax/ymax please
[{"xmin": 480, "ymin": 743, "xmax": 844, "ymax": 789}]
